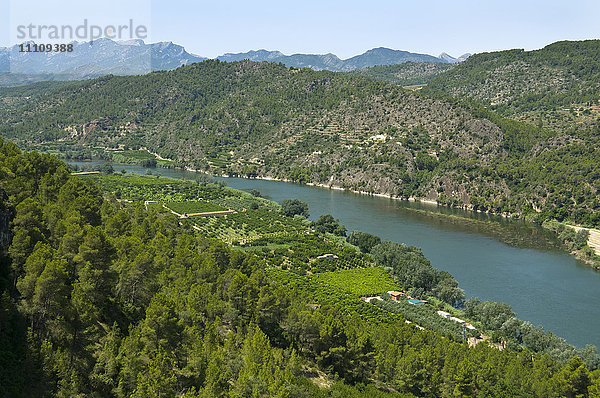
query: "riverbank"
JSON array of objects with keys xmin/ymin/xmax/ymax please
[
  {"xmin": 216, "ymin": 173, "xmax": 600, "ymax": 271},
  {"xmin": 542, "ymin": 220, "xmax": 600, "ymax": 270},
  {"xmin": 220, "ymin": 174, "xmax": 449, "ymax": 208},
  {"xmin": 69, "ymin": 148, "xmax": 505, "ymax": 215},
  {"xmin": 70, "ymin": 158, "xmax": 598, "ymax": 269},
  {"xmin": 567, "ymin": 225, "xmax": 600, "ymax": 256},
  {"xmin": 66, "ymin": 159, "xmax": 600, "ymax": 347},
  {"xmin": 215, "ymin": 173, "xmax": 517, "ymax": 218}
]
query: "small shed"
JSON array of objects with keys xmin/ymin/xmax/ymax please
[
  {"xmin": 388, "ymin": 291, "xmax": 405, "ymax": 301},
  {"xmin": 437, "ymin": 310, "xmax": 451, "ymax": 319}
]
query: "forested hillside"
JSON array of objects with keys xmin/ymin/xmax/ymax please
[
  {"xmin": 1, "ymin": 57, "xmax": 599, "ymax": 229},
  {"xmin": 423, "ymin": 40, "xmax": 600, "ymax": 131},
  {"xmin": 348, "ymin": 62, "xmax": 455, "ymax": 86},
  {"xmin": 0, "ymin": 80, "xmax": 71, "ymax": 113},
  {"xmin": 2, "ymin": 140, "xmax": 600, "ymax": 397}
]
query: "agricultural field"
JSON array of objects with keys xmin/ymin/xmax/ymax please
[
  {"xmin": 87, "ymin": 173, "xmax": 310, "ymax": 246},
  {"xmin": 312, "ymin": 267, "xmax": 400, "ymax": 296},
  {"xmin": 190, "ymin": 208, "xmax": 307, "ymax": 245},
  {"xmin": 112, "ymin": 149, "xmax": 155, "ymax": 160},
  {"xmin": 165, "ymin": 200, "xmax": 226, "ymax": 214},
  {"xmin": 372, "ymin": 294, "xmax": 478, "ymax": 341},
  {"xmin": 267, "ymin": 269, "xmax": 402, "ymax": 324},
  {"xmin": 89, "ymin": 174, "xmax": 228, "ymax": 202},
  {"xmin": 87, "ymin": 173, "xmax": 372, "ymax": 273},
  {"xmin": 246, "ymin": 233, "xmax": 372, "ymax": 273},
  {"xmin": 213, "ymin": 189, "xmax": 280, "ymax": 211}
]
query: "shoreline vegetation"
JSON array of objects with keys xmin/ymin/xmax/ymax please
[
  {"xmin": 543, "ymin": 220, "xmax": 600, "ymax": 269},
  {"xmin": 69, "ymin": 155, "xmax": 600, "ymax": 270}
]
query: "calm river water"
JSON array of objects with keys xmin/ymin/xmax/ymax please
[{"xmin": 70, "ymin": 161, "xmax": 600, "ymax": 348}]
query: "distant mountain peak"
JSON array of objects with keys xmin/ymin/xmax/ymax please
[
  {"xmin": 217, "ymin": 47, "xmax": 446, "ymax": 72},
  {"xmin": 364, "ymin": 47, "xmax": 407, "ymax": 54},
  {"xmin": 438, "ymin": 52, "xmax": 471, "ymax": 63},
  {"xmin": 118, "ymin": 39, "xmax": 145, "ymax": 46},
  {"xmin": 0, "ymin": 38, "xmax": 206, "ymax": 79},
  {"xmin": 0, "ymin": 38, "xmax": 464, "ymax": 86},
  {"xmin": 218, "ymin": 49, "xmax": 285, "ymax": 62},
  {"xmin": 154, "ymin": 41, "xmax": 176, "ymax": 49}
]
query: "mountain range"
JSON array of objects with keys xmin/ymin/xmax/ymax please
[
  {"xmin": 0, "ymin": 38, "xmax": 469, "ymax": 85},
  {"xmin": 0, "ymin": 39, "xmax": 206, "ymax": 80},
  {"xmin": 216, "ymin": 47, "xmax": 469, "ymax": 71}
]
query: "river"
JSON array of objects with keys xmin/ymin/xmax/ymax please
[{"xmin": 70, "ymin": 161, "xmax": 600, "ymax": 348}]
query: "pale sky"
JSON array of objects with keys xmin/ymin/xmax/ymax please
[{"xmin": 2, "ymin": 0, "xmax": 599, "ymax": 59}]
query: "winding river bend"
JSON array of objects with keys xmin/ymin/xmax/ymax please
[{"xmin": 71, "ymin": 162, "xmax": 600, "ymax": 348}]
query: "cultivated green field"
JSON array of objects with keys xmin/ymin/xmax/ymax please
[
  {"xmin": 165, "ymin": 200, "xmax": 226, "ymax": 214},
  {"xmin": 312, "ymin": 267, "xmax": 400, "ymax": 296}
]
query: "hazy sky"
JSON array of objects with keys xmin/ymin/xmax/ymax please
[{"xmin": 2, "ymin": 0, "xmax": 599, "ymax": 58}]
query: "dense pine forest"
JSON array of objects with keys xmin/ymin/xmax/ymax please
[{"xmin": 2, "ymin": 139, "xmax": 600, "ymax": 397}]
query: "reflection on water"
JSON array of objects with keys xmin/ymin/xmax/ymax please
[
  {"xmin": 392, "ymin": 206, "xmax": 562, "ymax": 252},
  {"xmin": 68, "ymin": 161, "xmax": 599, "ymax": 348}
]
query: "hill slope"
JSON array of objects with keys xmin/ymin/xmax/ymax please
[
  {"xmin": 348, "ymin": 62, "xmax": 455, "ymax": 86},
  {"xmin": 1, "ymin": 59, "xmax": 599, "ymax": 227},
  {"xmin": 423, "ymin": 40, "xmax": 600, "ymax": 131}
]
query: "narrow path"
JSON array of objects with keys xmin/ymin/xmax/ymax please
[
  {"xmin": 71, "ymin": 171, "xmax": 101, "ymax": 175},
  {"xmin": 186, "ymin": 210, "xmax": 236, "ymax": 217},
  {"xmin": 162, "ymin": 204, "xmax": 236, "ymax": 218},
  {"xmin": 144, "ymin": 148, "xmax": 172, "ymax": 162}
]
